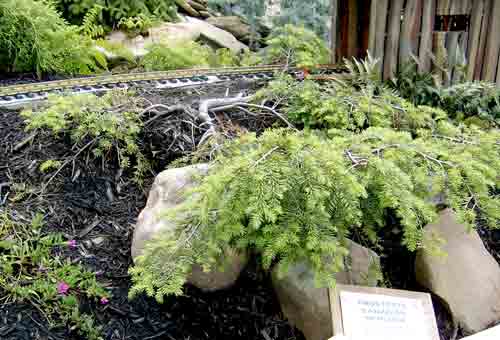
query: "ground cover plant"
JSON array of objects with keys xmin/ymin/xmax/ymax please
[{"xmin": 0, "ymin": 211, "xmax": 109, "ymax": 340}]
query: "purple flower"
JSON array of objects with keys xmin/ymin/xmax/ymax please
[
  {"xmin": 57, "ymin": 281, "xmax": 70, "ymax": 295},
  {"xmin": 100, "ymin": 297, "xmax": 109, "ymax": 305},
  {"xmin": 67, "ymin": 239, "xmax": 77, "ymax": 249}
]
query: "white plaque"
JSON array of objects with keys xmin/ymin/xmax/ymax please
[{"xmin": 339, "ymin": 291, "xmax": 429, "ymax": 340}]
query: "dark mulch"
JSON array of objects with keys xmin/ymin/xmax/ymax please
[{"xmin": 1, "ymin": 81, "xmax": 304, "ymax": 340}]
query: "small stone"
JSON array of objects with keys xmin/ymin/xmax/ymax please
[
  {"xmin": 272, "ymin": 240, "xmax": 380, "ymax": 340},
  {"xmin": 92, "ymin": 237, "xmax": 106, "ymax": 246},
  {"xmin": 416, "ymin": 209, "xmax": 500, "ymax": 334}
]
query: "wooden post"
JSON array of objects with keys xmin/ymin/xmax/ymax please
[
  {"xmin": 331, "ymin": 0, "xmax": 339, "ymax": 63},
  {"xmin": 384, "ymin": 0, "xmax": 404, "ymax": 78},
  {"xmin": 483, "ymin": 0, "xmax": 500, "ymax": 82},
  {"xmin": 419, "ymin": 0, "xmax": 436, "ymax": 73}
]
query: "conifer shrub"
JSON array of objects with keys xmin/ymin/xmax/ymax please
[
  {"xmin": 255, "ymin": 75, "xmax": 447, "ymax": 132},
  {"xmin": 21, "ymin": 91, "xmax": 149, "ymax": 183},
  {"xmin": 0, "ymin": 0, "xmax": 106, "ymax": 77},
  {"xmin": 264, "ymin": 25, "xmax": 330, "ymax": 67},
  {"xmin": 129, "ymin": 126, "xmax": 500, "ymax": 301}
]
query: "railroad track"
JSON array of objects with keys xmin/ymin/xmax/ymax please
[{"xmin": 0, "ymin": 64, "xmax": 342, "ymax": 108}]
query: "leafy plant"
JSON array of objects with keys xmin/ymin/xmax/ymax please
[
  {"xmin": 140, "ymin": 42, "xmax": 211, "ymax": 71},
  {"xmin": 264, "ymin": 24, "xmax": 330, "ymax": 67},
  {"xmin": 0, "ymin": 211, "xmax": 108, "ymax": 340},
  {"xmin": 40, "ymin": 160, "xmax": 62, "ymax": 173},
  {"xmin": 79, "ymin": 4, "xmax": 106, "ymax": 38},
  {"xmin": 129, "ymin": 125, "xmax": 500, "ymax": 301},
  {"xmin": 55, "ymin": 0, "xmax": 178, "ymax": 28},
  {"xmin": 118, "ymin": 13, "xmax": 155, "ymax": 36},
  {"xmin": 255, "ymin": 74, "xmax": 446, "ymax": 132},
  {"xmin": 0, "ymin": 0, "xmax": 106, "ymax": 77},
  {"xmin": 21, "ymin": 91, "xmax": 149, "ymax": 183}
]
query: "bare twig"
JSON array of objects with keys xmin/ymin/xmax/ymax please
[
  {"xmin": 13, "ymin": 132, "xmax": 37, "ymax": 152},
  {"xmin": 143, "ymin": 104, "xmax": 190, "ymax": 126},
  {"xmin": 253, "ymin": 147, "xmax": 280, "ymax": 167}
]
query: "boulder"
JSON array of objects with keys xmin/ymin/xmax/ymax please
[
  {"xmin": 272, "ymin": 240, "xmax": 380, "ymax": 340},
  {"xmin": 101, "ymin": 17, "xmax": 248, "ymax": 62},
  {"xmin": 184, "ymin": 17, "xmax": 248, "ymax": 52},
  {"xmin": 132, "ymin": 164, "xmax": 247, "ymax": 291},
  {"xmin": 416, "ymin": 209, "xmax": 500, "ymax": 334},
  {"xmin": 206, "ymin": 16, "xmax": 258, "ymax": 44}
]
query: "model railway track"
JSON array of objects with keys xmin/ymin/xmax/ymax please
[{"xmin": 0, "ymin": 64, "xmax": 343, "ymax": 108}]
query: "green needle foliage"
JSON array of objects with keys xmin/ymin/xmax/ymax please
[
  {"xmin": 0, "ymin": 211, "xmax": 108, "ymax": 340},
  {"xmin": 0, "ymin": 0, "xmax": 106, "ymax": 77},
  {"xmin": 21, "ymin": 91, "xmax": 149, "ymax": 183},
  {"xmin": 129, "ymin": 125, "xmax": 500, "ymax": 301},
  {"xmin": 256, "ymin": 74, "xmax": 447, "ymax": 132}
]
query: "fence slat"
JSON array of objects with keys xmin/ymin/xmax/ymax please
[
  {"xmin": 374, "ymin": 0, "xmax": 389, "ymax": 76},
  {"xmin": 474, "ymin": 0, "xmax": 492, "ymax": 80},
  {"xmin": 467, "ymin": 0, "xmax": 485, "ymax": 80},
  {"xmin": 419, "ymin": 0, "xmax": 436, "ymax": 73},
  {"xmin": 368, "ymin": 0, "xmax": 378, "ymax": 53},
  {"xmin": 330, "ymin": 0, "xmax": 339, "ymax": 63},
  {"xmin": 399, "ymin": 0, "xmax": 423, "ymax": 66},
  {"xmin": 384, "ymin": 0, "xmax": 404, "ymax": 78},
  {"xmin": 433, "ymin": 0, "xmax": 451, "ymax": 84},
  {"xmin": 446, "ymin": 0, "xmax": 463, "ymax": 85},
  {"xmin": 497, "ymin": 52, "xmax": 500, "ymax": 87},
  {"xmin": 347, "ymin": 0, "xmax": 359, "ymax": 57},
  {"xmin": 483, "ymin": 0, "xmax": 500, "ymax": 81}
]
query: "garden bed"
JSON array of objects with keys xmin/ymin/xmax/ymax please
[{"xmin": 1, "ymin": 81, "xmax": 498, "ymax": 340}]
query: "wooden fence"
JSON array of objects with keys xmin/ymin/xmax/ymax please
[{"xmin": 331, "ymin": 0, "xmax": 500, "ymax": 86}]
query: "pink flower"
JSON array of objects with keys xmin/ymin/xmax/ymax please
[
  {"xmin": 67, "ymin": 239, "xmax": 77, "ymax": 249},
  {"xmin": 57, "ymin": 281, "xmax": 70, "ymax": 295},
  {"xmin": 100, "ymin": 297, "xmax": 109, "ymax": 305}
]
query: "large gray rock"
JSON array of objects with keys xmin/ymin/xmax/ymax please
[
  {"xmin": 132, "ymin": 164, "xmax": 247, "ymax": 291},
  {"xmin": 206, "ymin": 16, "xmax": 258, "ymax": 44},
  {"xmin": 416, "ymin": 209, "xmax": 500, "ymax": 334},
  {"xmin": 102, "ymin": 16, "xmax": 247, "ymax": 62},
  {"xmin": 272, "ymin": 240, "xmax": 380, "ymax": 340}
]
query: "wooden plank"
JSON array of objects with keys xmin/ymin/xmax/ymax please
[
  {"xmin": 433, "ymin": 0, "xmax": 451, "ymax": 85},
  {"xmin": 330, "ymin": 0, "xmax": 339, "ymax": 63},
  {"xmin": 419, "ymin": 0, "xmax": 436, "ymax": 73},
  {"xmin": 446, "ymin": 0, "xmax": 462, "ymax": 85},
  {"xmin": 399, "ymin": 0, "xmax": 423, "ymax": 66},
  {"xmin": 368, "ymin": 0, "xmax": 378, "ymax": 54},
  {"xmin": 347, "ymin": 0, "xmax": 359, "ymax": 58},
  {"xmin": 384, "ymin": 0, "xmax": 404, "ymax": 79},
  {"xmin": 497, "ymin": 51, "xmax": 500, "ymax": 87},
  {"xmin": 467, "ymin": 0, "xmax": 486, "ymax": 80},
  {"xmin": 374, "ymin": 0, "xmax": 389, "ymax": 76},
  {"xmin": 474, "ymin": 0, "xmax": 492, "ymax": 80},
  {"xmin": 482, "ymin": 0, "xmax": 500, "ymax": 81}
]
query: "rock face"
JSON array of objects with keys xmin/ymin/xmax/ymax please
[
  {"xmin": 102, "ymin": 16, "xmax": 248, "ymax": 61},
  {"xmin": 272, "ymin": 240, "xmax": 380, "ymax": 340},
  {"xmin": 416, "ymin": 209, "xmax": 500, "ymax": 334},
  {"xmin": 132, "ymin": 164, "xmax": 247, "ymax": 291}
]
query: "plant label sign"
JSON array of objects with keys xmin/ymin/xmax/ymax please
[{"xmin": 329, "ymin": 285, "xmax": 440, "ymax": 340}]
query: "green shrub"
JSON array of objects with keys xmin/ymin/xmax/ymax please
[
  {"xmin": 140, "ymin": 42, "xmax": 211, "ymax": 71},
  {"xmin": 264, "ymin": 24, "xmax": 330, "ymax": 67},
  {"xmin": 255, "ymin": 75, "xmax": 446, "ymax": 132},
  {"xmin": 0, "ymin": 211, "xmax": 108, "ymax": 340},
  {"xmin": 55, "ymin": 0, "xmax": 178, "ymax": 27},
  {"xmin": 21, "ymin": 91, "xmax": 149, "ymax": 183},
  {"xmin": 437, "ymin": 82, "xmax": 500, "ymax": 126},
  {"xmin": 129, "ymin": 126, "xmax": 500, "ymax": 301},
  {"xmin": 0, "ymin": 0, "xmax": 106, "ymax": 76}
]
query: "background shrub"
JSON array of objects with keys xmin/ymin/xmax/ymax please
[{"xmin": 0, "ymin": 0, "xmax": 106, "ymax": 76}]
